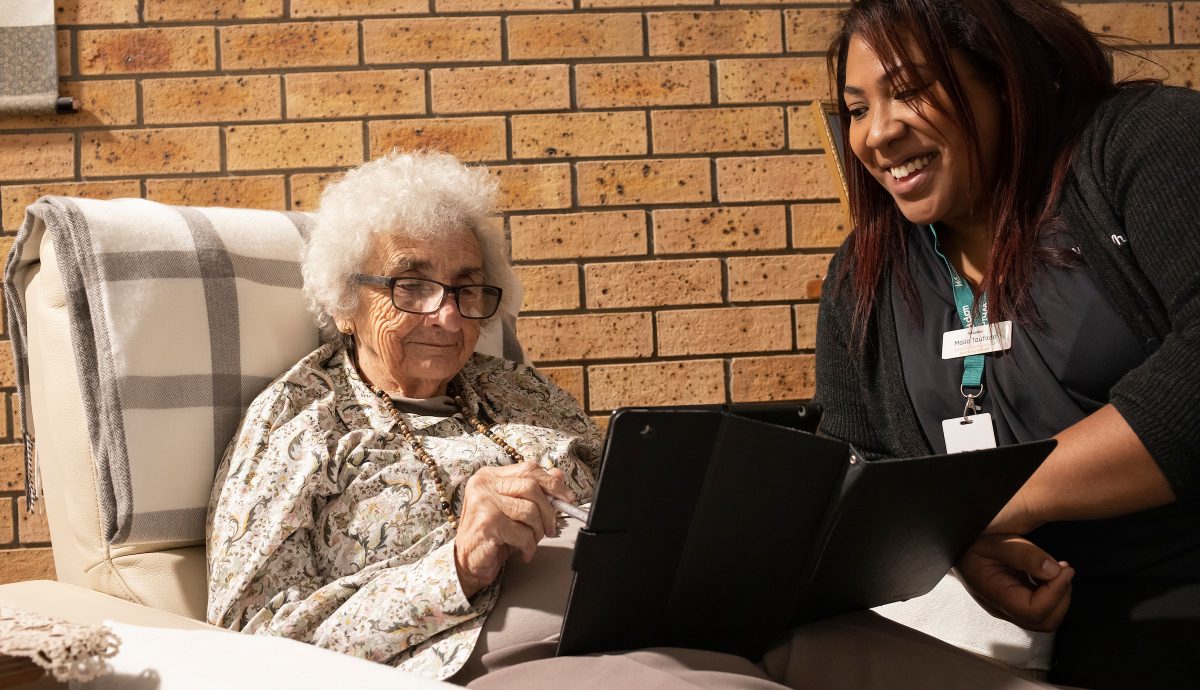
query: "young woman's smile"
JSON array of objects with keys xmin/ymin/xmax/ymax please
[{"xmin": 842, "ymin": 35, "xmax": 1004, "ymax": 237}]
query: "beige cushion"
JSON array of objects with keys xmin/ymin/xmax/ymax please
[
  {"xmin": 0, "ymin": 581, "xmax": 460, "ymax": 689},
  {"xmin": 0, "ymin": 580, "xmax": 214, "ymax": 630}
]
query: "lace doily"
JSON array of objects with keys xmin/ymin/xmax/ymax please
[{"xmin": 0, "ymin": 606, "xmax": 120, "ymax": 682}]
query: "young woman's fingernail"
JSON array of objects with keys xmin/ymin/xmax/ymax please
[{"xmin": 1040, "ymin": 560, "xmax": 1061, "ymax": 578}]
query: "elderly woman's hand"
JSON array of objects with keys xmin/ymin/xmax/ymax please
[
  {"xmin": 956, "ymin": 534, "xmax": 1074, "ymax": 632},
  {"xmin": 454, "ymin": 461, "xmax": 575, "ymax": 597}
]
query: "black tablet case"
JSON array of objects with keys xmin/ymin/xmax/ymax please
[{"xmin": 556, "ymin": 406, "xmax": 1055, "ymax": 659}]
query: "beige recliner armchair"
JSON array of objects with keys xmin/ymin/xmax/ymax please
[{"xmin": 0, "ymin": 196, "xmax": 522, "ymax": 685}]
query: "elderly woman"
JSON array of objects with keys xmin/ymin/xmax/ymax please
[{"xmin": 206, "ymin": 150, "xmax": 600, "ymax": 680}]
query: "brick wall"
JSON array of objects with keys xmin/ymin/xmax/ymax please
[{"xmin": 0, "ymin": 1, "xmax": 1197, "ymax": 583}]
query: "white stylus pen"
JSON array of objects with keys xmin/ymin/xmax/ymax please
[{"xmin": 549, "ymin": 497, "xmax": 589, "ymax": 522}]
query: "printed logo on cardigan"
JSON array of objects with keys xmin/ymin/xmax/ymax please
[{"xmin": 1111, "ymin": 234, "xmax": 1128, "ymax": 247}]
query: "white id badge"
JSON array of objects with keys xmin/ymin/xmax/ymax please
[
  {"xmin": 942, "ymin": 413, "xmax": 997, "ymax": 453},
  {"xmin": 941, "ymin": 321, "xmax": 1013, "ymax": 359}
]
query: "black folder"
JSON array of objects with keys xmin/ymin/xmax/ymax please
[{"xmin": 556, "ymin": 405, "xmax": 1055, "ymax": 659}]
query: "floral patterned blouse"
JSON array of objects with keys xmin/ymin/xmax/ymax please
[{"xmin": 206, "ymin": 344, "xmax": 601, "ymax": 680}]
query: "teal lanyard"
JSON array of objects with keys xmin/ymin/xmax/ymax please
[{"xmin": 928, "ymin": 225, "xmax": 986, "ymax": 393}]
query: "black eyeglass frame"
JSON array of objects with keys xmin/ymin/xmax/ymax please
[{"xmin": 354, "ymin": 274, "xmax": 503, "ymax": 319}]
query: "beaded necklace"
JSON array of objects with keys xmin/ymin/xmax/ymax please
[{"xmin": 369, "ymin": 384, "xmax": 530, "ymax": 530}]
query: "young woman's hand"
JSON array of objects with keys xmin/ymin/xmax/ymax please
[{"xmin": 956, "ymin": 534, "xmax": 1074, "ymax": 632}]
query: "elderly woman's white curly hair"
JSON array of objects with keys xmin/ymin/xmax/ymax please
[{"xmin": 303, "ymin": 150, "xmax": 516, "ymax": 345}]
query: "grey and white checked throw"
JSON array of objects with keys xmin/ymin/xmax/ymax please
[{"xmin": 4, "ymin": 197, "xmax": 525, "ymax": 546}]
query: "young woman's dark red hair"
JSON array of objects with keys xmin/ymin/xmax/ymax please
[{"xmin": 828, "ymin": 0, "xmax": 1132, "ymax": 340}]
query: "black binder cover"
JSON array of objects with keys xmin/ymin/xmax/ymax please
[{"xmin": 556, "ymin": 407, "xmax": 1055, "ymax": 659}]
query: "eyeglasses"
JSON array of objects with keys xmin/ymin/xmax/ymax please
[{"xmin": 355, "ymin": 274, "xmax": 503, "ymax": 319}]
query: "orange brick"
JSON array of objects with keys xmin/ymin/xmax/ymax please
[
  {"xmin": 492, "ymin": 164, "xmax": 572, "ymax": 211},
  {"xmin": 439, "ymin": 0, "xmax": 571, "ymax": 10},
  {"xmin": 511, "ymin": 210, "xmax": 647, "ymax": 260},
  {"xmin": 784, "ymin": 9, "xmax": 843, "ymax": 53},
  {"xmin": 717, "ymin": 155, "xmax": 837, "ymax": 202},
  {"xmin": 585, "ymin": 258, "xmax": 721, "ymax": 308},
  {"xmin": 143, "ymin": 75, "xmax": 281, "ymax": 124},
  {"xmin": 648, "ymin": 10, "xmax": 781, "ymax": 56},
  {"xmin": 0, "ymin": 134, "xmax": 74, "ymax": 182},
  {"xmin": 0, "ymin": 393, "xmax": 10, "ymax": 436},
  {"xmin": 583, "ymin": 0, "xmax": 705, "ymax": 7},
  {"xmin": 0, "ymin": 237, "xmax": 11, "ymax": 304},
  {"xmin": 17, "ymin": 498, "xmax": 50, "ymax": 544},
  {"xmin": 717, "ymin": 57, "xmax": 829, "ymax": 102},
  {"xmin": 292, "ymin": 0, "xmax": 427, "ymax": 16},
  {"xmin": 514, "ymin": 264, "xmax": 580, "ymax": 311},
  {"xmin": 78, "ymin": 27, "xmax": 215, "ymax": 75},
  {"xmin": 364, "ymin": 17, "xmax": 501, "ymax": 64},
  {"xmin": 652, "ymin": 107, "xmax": 783, "ymax": 154},
  {"xmin": 512, "ymin": 112, "xmax": 647, "ymax": 159},
  {"xmin": 370, "ymin": 117, "xmax": 506, "ymax": 161},
  {"xmin": 220, "ymin": 22, "xmax": 358, "ymax": 70},
  {"xmin": 791, "ymin": 202, "xmax": 849, "ymax": 248},
  {"xmin": 0, "ymin": 499, "xmax": 11, "ymax": 545},
  {"xmin": 576, "ymin": 61, "xmax": 711, "ymax": 108},
  {"xmin": 0, "ymin": 344, "xmax": 14, "ymax": 388},
  {"xmin": 1115, "ymin": 48, "xmax": 1200, "ymax": 84},
  {"xmin": 146, "ymin": 176, "xmax": 287, "ymax": 209},
  {"xmin": 519, "ymin": 312, "xmax": 653, "ymax": 362},
  {"xmin": 227, "ymin": 122, "xmax": 362, "ymax": 171},
  {"xmin": 577, "ymin": 158, "xmax": 712, "ymax": 206},
  {"xmin": 787, "ymin": 105, "xmax": 830, "ymax": 150},
  {"xmin": 721, "ymin": 0, "xmax": 829, "ymax": 4},
  {"xmin": 144, "ymin": 0, "xmax": 283, "ymax": 21},
  {"xmin": 0, "ymin": 444, "xmax": 24, "ymax": 491},
  {"xmin": 290, "ymin": 172, "xmax": 342, "ymax": 211},
  {"xmin": 2, "ymin": 181, "xmax": 140, "ymax": 231},
  {"xmin": 538, "ymin": 366, "xmax": 585, "ymax": 405},
  {"xmin": 728, "ymin": 253, "xmax": 831, "ymax": 301},
  {"xmin": 57, "ymin": 30, "xmax": 71, "ymax": 77},
  {"xmin": 653, "ymin": 205, "xmax": 787, "ymax": 254},
  {"xmin": 0, "ymin": 548, "xmax": 56, "ymax": 584},
  {"xmin": 0, "ymin": 80, "xmax": 137, "ymax": 130},
  {"xmin": 794, "ymin": 303, "xmax": 819, "ymax": 350},
  {"xmin": 432, "ymin": 65, "xmax": 570, "ymax": 114},
  {"xmin": 731, "ymin": 354, "xmax": 815, "ymax": 402},
  {"xmin": 286, "ymin": 70, "xmax": 425, "ymax": 119},
  {"xmin": 1178, "ymin": 3, "xmax": 1200, "ymax": 43},
  {"xmin": 657, "ymin": 305, "xmax": 792, "ymax": 356},
  {"xmin": 1156, "ymin": 49, "xmax": 1200, "ymax": 87},
  {"xmin": 56, "ymin": 0, "xmax": 140, "ymax": 24},
  {"xmin": 83, "ymin": 127, "xmax": 219, "ymax": 176},
  {"xmin": 508, "ymin": 13, "xmax": 644, "ymax": 59},
  {"xmin": 1064, "ymin": 3, "xmax": 1170, "ymax": 44},
  {"xmin": 589, "ymin": 360, "xmax": 725, "ymax": 411}
]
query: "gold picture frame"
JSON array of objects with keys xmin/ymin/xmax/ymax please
[{"xmin": 810, "ymin": 99, "xmax": 851, "ymax": 220}]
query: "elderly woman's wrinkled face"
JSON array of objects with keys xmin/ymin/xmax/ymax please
[
  {"xmin": 343, "ymin": 229, "xmax": 484, "ymax": 398},
  {"xmin": 842, "ymin": 34, "xmax": 1003, "ymax": 234}
]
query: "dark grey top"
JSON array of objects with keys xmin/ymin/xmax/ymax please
[
  {"xmin": 389, "ymin": 393, "xmax": 457, "ymax": 417},
  {"xmin": 892, "ymin": 227, "xmax": 1144, "ymax": 455}
]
